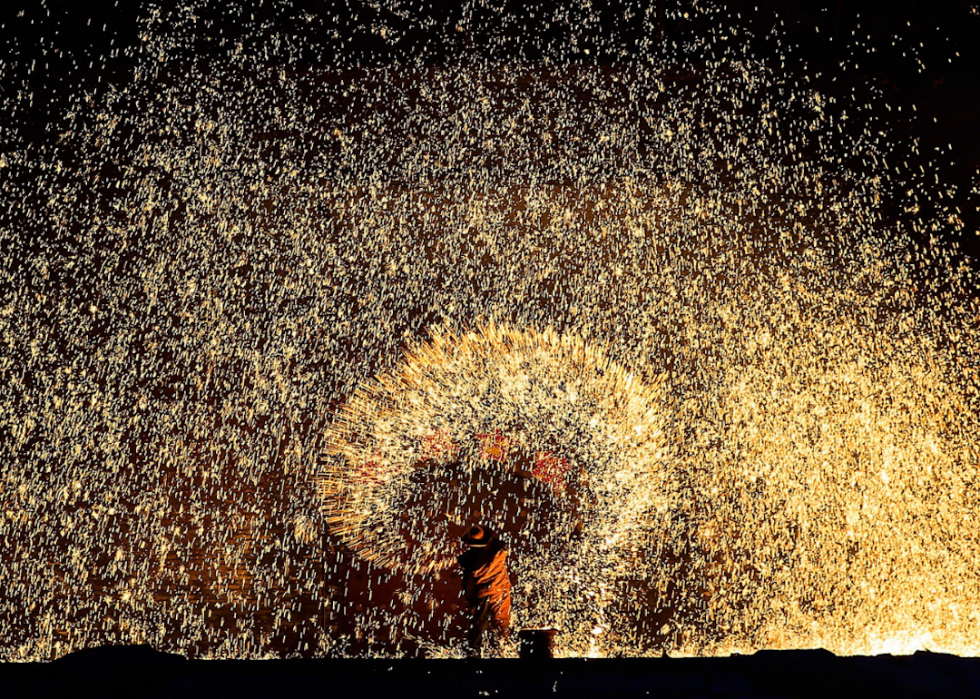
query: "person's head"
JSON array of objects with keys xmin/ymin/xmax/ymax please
[{"xmin": 462, "ymin": 523, "xmax": 496, "ymax": 547}]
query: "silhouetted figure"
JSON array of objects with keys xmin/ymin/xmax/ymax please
[{"xmin": 457, "ymin": 524, "xmax": 512, "ymax": 657}]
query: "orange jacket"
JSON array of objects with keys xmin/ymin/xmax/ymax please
[{"xmin": 458, "ymin": 540, "xmax": 512, "ymax": 626}]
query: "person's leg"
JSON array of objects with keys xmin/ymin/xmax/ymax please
[
  {"xmin": 467, "ymin": 599, "xmax": 493, "ymax": 658},
  {"xmin": 486, "ymin": 595, "xmax": 511, "ymax": 656}
]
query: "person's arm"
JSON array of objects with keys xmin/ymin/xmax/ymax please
[{"xmin": 463, "ymin": 570, "xmax": 476, "ymax": 603}]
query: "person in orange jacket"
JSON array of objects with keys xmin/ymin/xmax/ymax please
[{"xmin": 457, "ymin": 523, "xmax": 512, "ymax": 657}]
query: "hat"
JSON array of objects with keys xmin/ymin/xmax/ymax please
[{"xmin": 462, "ymin": 524, "xmax": 496, "ymax": 547}]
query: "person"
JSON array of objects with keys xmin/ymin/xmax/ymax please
[{"xmin": 457, "ymin": 523, "xmax": 512, "ymax": 657}]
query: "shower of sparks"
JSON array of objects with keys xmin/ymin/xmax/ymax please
[
  {"xmin": 316, "ymin": 322, "xmax": 677, "ymax": 656},
  {"xmin": 1, "ymin": 0, "xmax": 979, "ymax": 660},
  {"xmin": 317, "ymin": 322, "xmax": 674, "ymax": 653}
]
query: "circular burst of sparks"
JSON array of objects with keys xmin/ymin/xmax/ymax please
[{"xmin": 317, "ymin": 322, "xmax": 675, "ymax": 575}]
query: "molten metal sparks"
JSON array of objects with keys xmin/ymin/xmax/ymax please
[
  {"xmin": 318, "ymin": 323, "xmax": 679, "ymax": 656},
  {"xmin": 1, "ymin": 1, "xmax": 979, "ymax": 660},
  {"xmin": 317, "ymin": 323, "xmax": 672, "ymax": 578}
]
